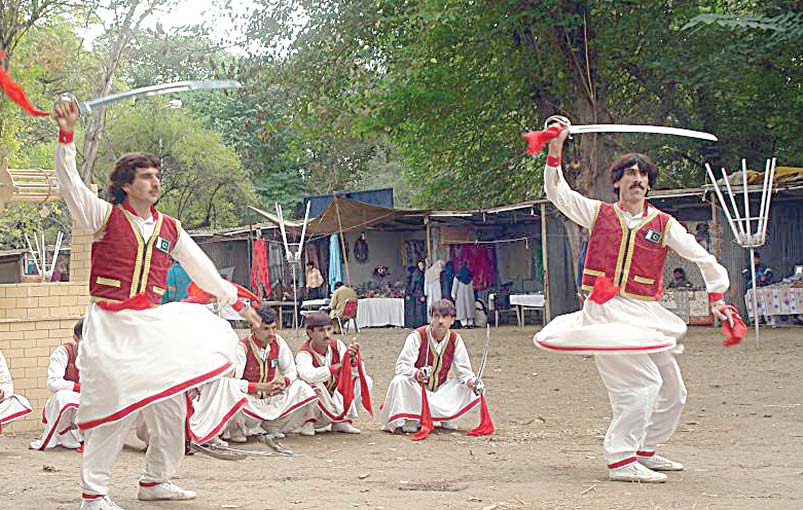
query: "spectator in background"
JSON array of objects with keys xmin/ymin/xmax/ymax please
[
  {"xmin": 667, "ymin": 268, "xmax": 692, "ymax": 289},
  {"xmin": 742, "ymin": 252, "xmax": 773, "ymax": 289},
  {"xmin": 329, "ymin": 281, "xmax": 357, "ymax": 320},
  {"xmin": 163, "ymin": 259, "xmax": 192, "ymax": 303},
  {"xmin": 305, "ymin": 262, "xmax": 324, "ymax": 299}
]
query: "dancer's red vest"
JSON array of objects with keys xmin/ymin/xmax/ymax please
[
  {"xmin": 90, "ymin": 205, "xmax": 180, "ymax": 304},
  {"xmin": 299, "ymin": 340, "xmax": 342, "ymax": 393},
  {"xmin": 581, "ymin": 202, "xmax": 672, "ymax": 301},
  {"xmin": 240, "ymin": 336, "xmax": 280, "ymax": 383},
  {"xmin": 63, "ymin": 342, "xmax": 79, "ymax": 383},
  {"xmin": 414, "ymin": 326, "xmax": 457, "ymax": 391}
]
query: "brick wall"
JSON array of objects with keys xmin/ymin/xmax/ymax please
[{"xmin": 1, "ymin": 219, "xmax": 91, "ymax": 433}]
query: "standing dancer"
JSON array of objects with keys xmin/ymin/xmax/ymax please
[
  {"xmin": 54, "ymin": 100, "xmax": 259, "ymax": 510},
  {"xmin": 534, "ymin": 122, "xmax": 734, "ymax": 483}
]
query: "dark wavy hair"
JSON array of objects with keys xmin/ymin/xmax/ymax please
[
  {"xmin": 609, "ymin": 153, "xmax": 658, "ymax": 196},
  {"xmin": 254, "ymin": 304, "xmax": 277, "ymax": 325},
  {"xmin": 108, "ymin": 152, "xmax": 161, "ymax": 204}
]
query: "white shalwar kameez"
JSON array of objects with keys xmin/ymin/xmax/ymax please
[
  {"xmin": 295, "ymin": 339, "xmax": 372, "ymax": 428},
  {"xmin": 424, "ymin": 261, "xmax": 444, "ymax": 320},
  {"xmin": 381, "ymin": 327, "xmax": 480, "ymax": 431},
  {"xmin": 56, "ymin": 140, "xmax": 244, "ymax": 502},
  {"xmin": 0, "ymin": 350, "xmax": 32, "ymax": 431},
  {"xmin": 30, "ymin": 345, "xmax": 82, "ymax": 450},
  {"xmin": 223, "ymin": 335, "xmax": 318, "ymax": 439},
  {"xmin": 534, "ymin": 161, "xmax": 729, "ymax": 467}
]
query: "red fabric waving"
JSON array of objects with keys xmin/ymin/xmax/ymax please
[
  {"xmin": 467, "ymin": 395, "xmax": 495, "ymax": 436},
  {"xmin": 0, "ymin": 53, "xmax": 48, "ymax": 116},
  {"xmin": 337, "ymin": 352, "xmax": 373, "ymax": 418},
  {"xmin": 721, "ymin": 305, "xmax": 747, "ymax": 347},
  {"xmin": 588, "ymin": 276, "xmax": 621, "ymax": 305},
  {"xmin": 524, "ymin": 126, "xmax": 563, "ymax": 155}
]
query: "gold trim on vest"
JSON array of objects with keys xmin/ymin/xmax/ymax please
[
  {"xmin": 95, "ymin": 276, "xmax": 121, "ymax": 287},
  {"xmin": 633, "ymin": 275, "xmax": 655, "ymax": 284}
]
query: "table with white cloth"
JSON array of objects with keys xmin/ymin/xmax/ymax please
[
  {"xmin": 744, "ymin": 285, "xmax": 803, "ymax": 324},
  {"xmin": 510, "ymin": 293, "xmax": 545, "ymax": 327},
  {"xmin": 356, "ymin": 297, "xmax": 405, "ymax": 329}
]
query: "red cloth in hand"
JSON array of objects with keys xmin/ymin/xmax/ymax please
[
  {"xmin": 720, "ymin": 305, "xmax": 747, "ymax": 347},
  {"xmin": 184, "ymin": 281, "xmax": 261, "ymax": 305},
  {"xmin": 524, "ymin": 126, "xmax": 564, "ymax": 155},
  {"xmin": 411, "ymin": 383, "xmax": 434, "ymax": 441},
  {"xmin": 336, "ymin": 352, "xmax": 373, "ymax": 418},
  {"xmin": 0, "ymin": 53, "xmax": 48, "ymax": 116},
  {"xmin": 467, "ymin": 395, "xmax": 495, "ymax": 436},
  {"xmin": 588, "ymin": 276, "xmax": 621, "ymax": 305}
]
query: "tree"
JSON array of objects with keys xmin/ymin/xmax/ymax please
[{"xmin": 95, "ymin": 101, "xmax": 256, "ymax": 229}]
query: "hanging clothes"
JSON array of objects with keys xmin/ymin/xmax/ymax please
[
  {"xmin": 328, "ymin": 234, "xmax": 343, "ymax": 291},
  {"xmin": 449, "ymin": 245, "xmax": 497, "ymax": 291},
  {"xmin": 250, "ymin": 238, "xmax": 271, "ymax": 298}
]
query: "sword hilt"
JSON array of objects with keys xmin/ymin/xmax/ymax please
[
  {"xmin": 58, "ymin": 94, "xmax": 90, "ymax": 116},
  {"xmin": 544, "ymin": 115, "xmax": 573, "ymax": 140}
]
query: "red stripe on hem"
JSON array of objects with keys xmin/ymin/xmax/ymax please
[
  {"xmin": 38, "ymin": 403, "xmax": 80, "ymax": 450},
  {"xmin": 0, "ymin": 407, "xmax": 33, "ymax": 424},
  {"xmin": 187, "ymin": 397, "xmax": 248, "ymax": 445},
  {"xmin": 608, "ymin": 456, "xmax": 637, "ymax": 469},
  {"xmin": 139, "ymin": 481, "xmax": 159, "ymax": 487},
  {"xmin": 77, "ymin": 361, "xmax": 233, "ymax": 430},
  {"xmin": 386, "ymin": 397, "xmax": 482, "ymax": 425},
  {"xmin": 637, "ymin": 450, "xmax": 655, "ymax": 457},
  {"xmin": 535, "ymin": 339, "xmax": 675, "ymax": 353},
  {"xmin": 82, "ymin": 493, "xmax": 104, "ymax": 500}
]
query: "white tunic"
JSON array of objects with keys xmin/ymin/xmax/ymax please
[
  {"xmin": 30, "ymin": 345, "xmax": 82, "ymax": 449},
  {"xmin": 424, "ymin": 261, "xmax": 444, "ymax": 319},
  {"xmin": 56, "ymin": 141, "xmax": 241, "ymax": 430},
  {"xmin": 534, "ymin": 162, "xmax": 730, "ymax": 354},
  {"xmin": 451, "ymin": 278, "xmax": 476, "ymax": 324},
  {"xmin": 295, "ymin": 339, "xmax": 372, "ymax": 426},
  {"xmin": 381, "ymin": 327, "xmax": 480, "ymax": 431},
  {"xmin": 0, "ymin": 350, "xmax": 32, "ymax": 431},
  {"xmin": 226, "ymin": 335, "xmax": 317, "ymax": 435}
]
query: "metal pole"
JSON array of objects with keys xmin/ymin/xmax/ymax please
[
  {"xmin": 721, "ymin": 167, "xmax": 746, "ymax": 239},
  {"xmin": 540, "ymin": 203, "xmax": 551, "ymax": 323},
  {"xmin": 705, "ymin": 164, "xmax": 741, "ymax": 240},
  {"xmin": 741, "ymin": 159, "xmax": 752, "ymax": 243},
  {"xmin": 748, "ymin": 247, "xmax": 760, "ymax": 348}
]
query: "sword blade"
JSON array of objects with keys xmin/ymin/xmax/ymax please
[
  {"xmin": 475, "ymin": 325, "xmax": 491, "ymax": 381},
  {"xmin": 568, "ymin": 124, "xmax": 718, "ymax": 142},
  {"xmin": 78, "ymin": 79, "xmax": 242, "ymax": 114}
]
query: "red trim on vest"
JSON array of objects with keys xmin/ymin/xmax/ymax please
[
  {"xmin": 90, "ymin": 205, "xmax": 178, "ymax": 305},
  {"xmin": 121, "ymin": 202, "xmax": 158, "ymax": 221},
  {"xmin": 414, "ymin": 326, "xmax": 457, "ymax": 391},
  {"xmin": 582, "ymin": 202, "xmax": 671, "ymax": 301},
  {"xmin": 58, "ymin": 130, "xmax": 74, "ymax": 144},
  {"xmin": 64, "ymin": 342, "xmax": 80, "ymax": 384},
  {"xmin": 608, "ymin": 456, "xmax": 638, "ymax": 469},
  {"xmin": 299, "ymin": 339, "xmax": 341, "ymax": 393}
]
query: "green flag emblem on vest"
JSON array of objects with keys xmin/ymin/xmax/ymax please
[
  {"xmin": 156, "ymin": 236, "xmax": 171, "ymax": 253},
  {"xmin": 645, "ymin": 228, "xmax": 662, "ymax": 244}
]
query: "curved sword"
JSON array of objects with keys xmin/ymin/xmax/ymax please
[
  {"xmin": 64, "ymin": 79, "xmax": 242, "ymax": 115},
  {"xmin": 545, "ymin": 115, "xmax": 718, "ymax": 142},
  {"xmin": 472, "ymin": 325, "xmax": 491, "ymax": 396}
]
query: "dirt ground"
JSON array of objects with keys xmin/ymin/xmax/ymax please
[{"xmin": 2, "ymin": 325, "xmax": 802, "ymax": 510}]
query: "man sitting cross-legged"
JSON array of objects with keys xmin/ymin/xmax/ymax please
[
  {"xmin": 295, "ymin": 312, "xmax": 372, "ymax": 436},
  {"xmin": 222, "ymin": 305, "xmax": 318, "ymax": 442},
  {"xmin": 381, "ymin": 299, "xmax": 483, "ymax": 434},
  {"xmin": 31, "ymin": 318, "xmax": 85, "ymax": 451}
]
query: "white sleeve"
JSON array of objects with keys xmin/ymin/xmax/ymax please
[
  {"xmin": 55, "ymin": 142, "xmax": 112, "ymax": 234},
  {"xmin": 295, "ymin": 351, "xmax": 332, "ymax": 384},
  {"xmin": 0, "ymin": 351, "xmax": 13, "ymax": 396},
  {"xmin": 278, "ymin": 338, "xmax": 298, "ymax": 383},
  {"xmin": 395, "ymin": 333, "xmax": 420, "ymax": 379},
  {"xmin": 544, "ymin": 163, "xmax": 600, "ymax": 229},
  {"xmin": 665, "ymin": 220, "xmax": 730, "ymax": 294},
  {"xmin": 234, "ymin": 344, "xmax": 249, "ymax": 393},
  {"xmin": 170, "ymin": 228, "xmax": 238, "ymax": 308},
  {"xmin": 47, "ymin": 346, "xmax": 74, "ymax": 393},
  {"xmin": 452, "ymin": 337, "xmax": 476, "ymax": 384}
]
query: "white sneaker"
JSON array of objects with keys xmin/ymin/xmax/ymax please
[
  {"xmin": 80, "ymin": 495, "xmax": 125, "ymax": 510},
  {"xmin": 137, "ymin": 481, "xmax": 197, "ymax": 501},
  {"xmin": 437, "ymin": 421, "xmax": 458, "ymax": 430},
  {"xmin": 299, "ymin": 421, "xmax": 316, "ymax": 436},
  {"xmin": 264, "ymin": 426, "xmax": 286, "ymax": 439},
  {"xmin": 609, "ymin": 461, "xmax": 668, "ymax": 483},
  {"xmin": 227, "ymin": 431, "xmax": 247, "ymax": 443},
  {"xmin": 332, "ymin": 422, "xmax": 361, "ymax": 434},
  {"xmin": 401, "ymin": 419, "xmax": 419, "ymax": 434},
  {"xmin": 638, "ymin": 453, "xmax": 684, "ymax": 471}
]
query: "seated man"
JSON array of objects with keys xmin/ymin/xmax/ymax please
[
  {"xmin": 223, "ymin": 305, "xmax": 318, "ymax": 442},
  {"xmin": 31, "ymin": 319, "xmax": 84, "ymax": 450},
  {"xmin": 381, "ymin": 299, "xmax": 481, "ymax": 433},
  {"xmin": 0, "ymin": 348, "xmax": 33, "ymax": 432},
  {"xmin": 742, "ymin": 252, "xmax": 773, "ymax": 289},
  {"xmin": 329, "ymin": 281, "xmax": 357, "ymax": 320},
  {"xmin": 667, "ymin": 267, "xmax": 693, "ymax": 289},
  {"xmin": 295, "ymin": 311, "xmax": 371, "ymax": 435}
]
